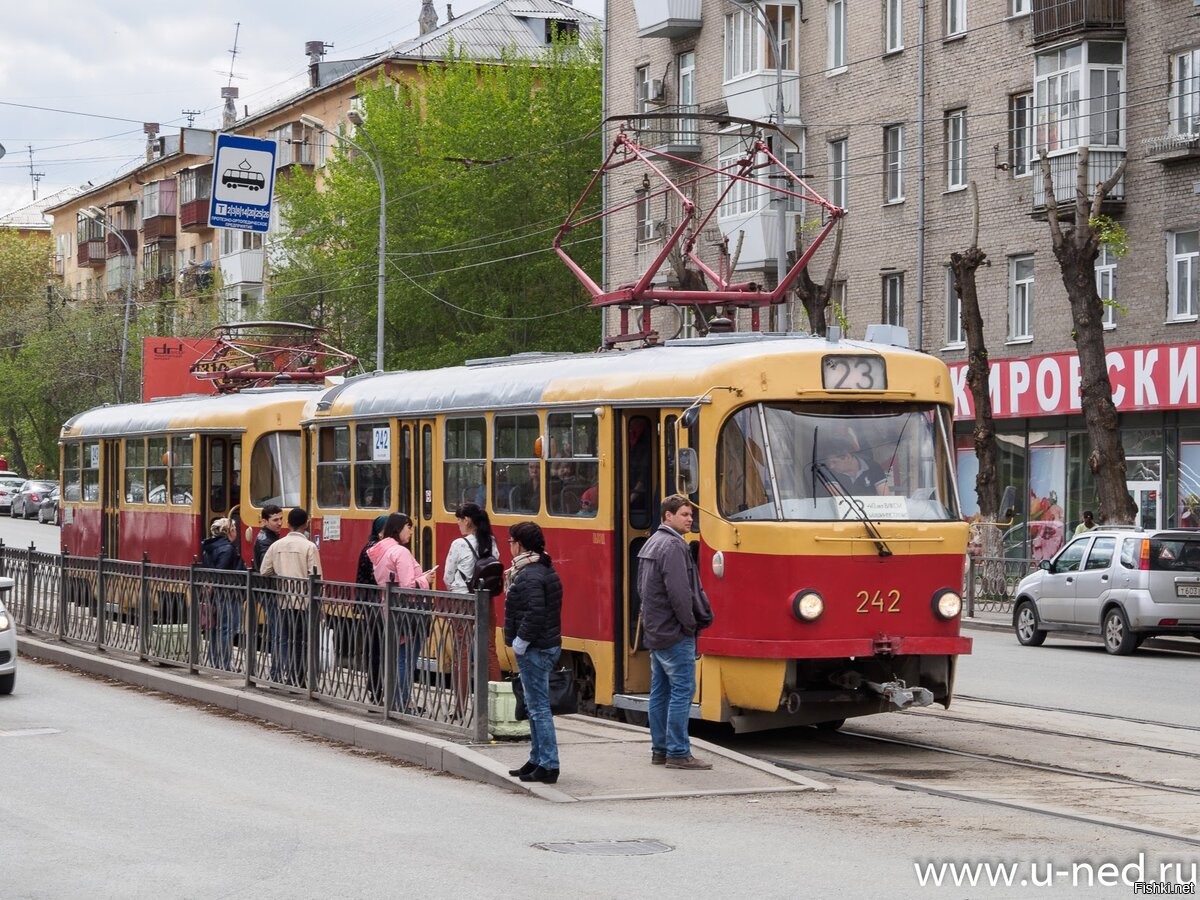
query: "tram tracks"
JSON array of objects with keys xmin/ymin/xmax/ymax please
[{"xmin": 739, "ymin": 700, "xmax": 1200, "ymax": 849}]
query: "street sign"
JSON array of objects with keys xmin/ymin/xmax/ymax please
[{"xmin": 209, "ymin": 133, "xmax": 277, "ymax": 233}]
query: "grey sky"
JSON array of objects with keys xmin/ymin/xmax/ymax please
[{"xmin": 0, "ymin": 0, "xmax": 604, "ymax": 215}]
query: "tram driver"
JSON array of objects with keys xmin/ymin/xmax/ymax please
[{"xmin": 822, "ymin": 436, "xmax": 890, "ymax": 496}]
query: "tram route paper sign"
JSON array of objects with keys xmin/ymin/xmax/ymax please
[{"xmin": 373, "ymin": 427, "xmax": 391, "ymax": 462}]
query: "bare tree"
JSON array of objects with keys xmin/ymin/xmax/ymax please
[
  {"xmin": 792, "ymin": 218, "xmax": 844, "ymax": 336},
  {"xmin": 1039, "ymin": 147, "xmax": 1136, "ymax": 525}
]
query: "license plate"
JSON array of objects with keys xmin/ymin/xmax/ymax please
[{"xmin": 1177, "ymin": 584, "xmax": 1200, "ymax": 598}]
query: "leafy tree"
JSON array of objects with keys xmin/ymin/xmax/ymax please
[
  {"xmin": 1039, "ymin": 147, "xmax": 1135, "ymax": 525},
  {"xmin": 271, "ymin": 38, "xmax": 603, "ymax": 370}
]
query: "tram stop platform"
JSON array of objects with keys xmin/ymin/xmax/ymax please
[{"xmin": 18, "ymin": 635, "xmax": 828, "ymax": 802}]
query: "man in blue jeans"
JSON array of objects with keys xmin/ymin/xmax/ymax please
[{"xmin": 637, "ymin": 495, "xmax": 714, "ymax": 769}]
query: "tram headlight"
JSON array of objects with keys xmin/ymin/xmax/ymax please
[
  {"xmin": 791, "ymin": 590, "xmax": 824, "ymax": 622},
  {"xmin": 932, "ymin": 588, "xmax": 962, "ymax": 620},
  {"xmin": 711, "ymin": 551, "xmax": 725, "ymax": 578}
]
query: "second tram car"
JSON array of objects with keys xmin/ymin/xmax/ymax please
[{"xmin": 303, "ymin": 333, "xmax": 971, "ymax": 729}]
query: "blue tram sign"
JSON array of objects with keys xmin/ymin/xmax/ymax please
[{"xmin": 209, "ymin": 133, "xmax": 277, "ymax": 233}]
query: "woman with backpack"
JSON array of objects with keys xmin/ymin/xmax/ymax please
[
  {"xmin": 444, "ymin": 503, "xmax": 498, "ymax": 717},
  {"xmin": 504, "ymin": 521, "xmax": 563, "ymax": 785}
]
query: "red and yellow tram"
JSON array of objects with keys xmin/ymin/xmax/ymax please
[{"xmin": 303, "ymin": 332, "xmax": 971, "ymax": 729}]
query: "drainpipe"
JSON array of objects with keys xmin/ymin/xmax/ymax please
[{"xmin": 915, "ymin": 0, "xmax": 927, "ymax": 351}]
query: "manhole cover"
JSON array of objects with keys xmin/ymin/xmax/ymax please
[
  {"xmin": 0, "ymin": 727, "xmax": 62, "ymax": 738},
  {"xmin": 534, "ymin": 839, "xmax": 673, "ymax": 856}
]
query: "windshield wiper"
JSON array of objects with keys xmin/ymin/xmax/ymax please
[{"xmin": 811, "ymin": 460, "xmax": 893, "ymax": 558}]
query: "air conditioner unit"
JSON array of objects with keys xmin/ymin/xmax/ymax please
[{"xmin": 648, "ymin": 78, "xmax": 666, "ymax": 102}]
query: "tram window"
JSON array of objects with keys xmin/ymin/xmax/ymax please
[
  {"xmin": 317, "ymin": 425, "xmax": 351, "ymax": 508},
  {"xmin": 354, "ymin": 423, "xmax": 390, "ymax": 509},
  {"xmin": 170, "ymin": 436, "xmax": 193, "ymax": 505},
  {"xmin": 493, "ymin": 414, "xmax": 541, "ymax": 514},
  {"xmin": 231, "ymin": 442, "xmax": 242, "ymax": 506},
  {"xmin": 399, "ymin": 426, "xmax": 412, "ymax": 517},
  {"xmin": 82, "ymin": 441, "xmax": 100, "ymax": 502},
  {"xmin": 422, "ymin": 425, "xmax": 433, "ymax": 520},
  {"xmin": 124, "ymin": 438, "xmax": 147, "ymax": 503},
  {"xmin": 146, "ymin": 436, "xmax": 168, "ymax": 505},
  {"xmin": 547, "ymin": 412, "xmax": 599, "ymax": 517},
  {"xmin": 628, "ymin": 415, "xmax": 654, "ymax": 529},
  {"xmin": 63, "ymin": 442, "xmax": 82, "ymax": 502},
  {"xmin": 444, "ymin": 417, "xmax": 486, "ymax": 511},
  {"xmin": 209, "ymin": 439, "xmax": 227, "ymax": 513},
  {"xmin": 249, "ymin": 431, "xmax": 301, "ymax": 508}
]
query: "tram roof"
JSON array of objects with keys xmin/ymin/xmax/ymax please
[
  {"xmin": 61, "ymin": 385, "xmax": 325, "ymax": 438},
  {"xmin": 310, "ymin": 334, "xmax": 942, "ymax": 421}
]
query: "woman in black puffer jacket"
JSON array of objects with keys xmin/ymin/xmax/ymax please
[{"xmin": 503, "ymin": 521, "xmax": 563, "ymax": 784}]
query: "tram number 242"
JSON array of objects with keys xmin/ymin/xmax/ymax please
[{"xmin": 856, "ymin": 590, "xmax": 901, "ymax": 614}]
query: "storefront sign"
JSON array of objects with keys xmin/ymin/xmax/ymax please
[{"xmin": 949, "ymin": 341, "xmax": 1200, "ymax": 420}]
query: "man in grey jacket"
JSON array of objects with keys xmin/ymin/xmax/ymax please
[{"xmin": 637, "ymin": 494, "xmax": 714, "ymax": 770}]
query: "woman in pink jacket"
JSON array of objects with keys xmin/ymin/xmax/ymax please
[{"xmin": 367, "ymin": 513, "xmax": 432, "ymax": 712}]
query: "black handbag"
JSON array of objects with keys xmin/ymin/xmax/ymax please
[{"xmin": 512, "ymin": 667, "xmax": 578, "ymax": 720}]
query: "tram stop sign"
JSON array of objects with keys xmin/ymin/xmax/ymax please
[{"xmin": 209, "ymin": 133, "xmax": 277, "ymax": 233}]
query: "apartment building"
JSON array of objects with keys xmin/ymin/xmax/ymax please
[
  {"xmin": 608, "ymin": 0, "xmax": 1200, "ymax": 538},
  {"xmin": 45, "ymin": 0, "xmax": 598, "ymax": 330}
]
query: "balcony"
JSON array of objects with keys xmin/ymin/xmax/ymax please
[
  {"xmin": 179, "ymin": 197, "xmax": 211, "ymax": 232},
  {"xmin": 77, "ymin": 240, "xmax": 105, "ymax": 269},
  {"xmin": 720, "ymin": 207, "xmax": 797, "ymax": 272},
  {"xmin": 104, "ymin": 256, "xmax": 136, "ymax": 294},
  {"xmin": 634, "ymin": 105, "xmax": 702, "ymax": 156},
  {"xmin": 634, "ymin": 0, "xmax": 701, "ymax": 38},
  {"xmin": 1031, "ymin": 147, "xmax": 1125, "ymax": 212},
  {"xmin": 721, "ymin": 72, "xmax": 800, "ymax": 125},
  {"xmin": 106, "ymin": 229, "xmax": 138, "ymax": 258},
  {"xmin": 1144, "ymin": 133, "xmax": 1200, "ymax": 165},
  {"xmin": 1031, "ymin": 0, "xmax": 1124, "ymax": 44},
  {"xmin": 219, "ymin": 248, "xmax": 264, "ymax": 286},
  {"xmin": 143, "ymin": 214, "xmax": 176, "ymax": 243}
]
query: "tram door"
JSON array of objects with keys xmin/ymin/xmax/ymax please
[
  {"xmin": 617, "ymin": 410, "xmax": 660, "ymax": 694},
  {"xmin": 101, "ymin": 439, "xmax": 121, "ymax": 557},
  {"xmin": 408, "ymin": 420, "xmax": 437, "ymax": 573},
  {"xmin": 200, "ymin": 436, "xmax": 241, "ymax": 533}
]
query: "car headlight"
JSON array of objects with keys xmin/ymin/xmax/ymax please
[
  {"xmin": 0, "ymin": 610, "xmax": 12, "ymax": 631},
  {"xmin": 932, "ymin": 588, "xmax": 962, "ymax": 620},
  {"xmin": 791, "ymin": 590, "xmax": 824, "ymax": 622}
]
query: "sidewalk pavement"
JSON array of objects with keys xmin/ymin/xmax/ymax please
[{"xmin": 17, "ymin": 635, "xmax": 828, "ymax": 803}]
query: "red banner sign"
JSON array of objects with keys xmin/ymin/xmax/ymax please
[
  {"xmin": 142, "ymin": 337, "xmax": 220, "ymax": 401},
  {"xmin": 949, "ymin": 340, "xmax": 1200, "ymax": 420}
]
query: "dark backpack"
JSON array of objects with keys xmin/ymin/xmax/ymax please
[{"xmin": 467, "ymin": 541, "xmax": 505, "ymax": 597}]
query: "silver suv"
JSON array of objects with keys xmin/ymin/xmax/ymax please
[{"xmin": 1013, "ymin": 528, "xmax": 1200, "ymax": 655}]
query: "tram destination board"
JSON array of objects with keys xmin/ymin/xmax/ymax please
[
  {"xmin": 822, "ymin": 355, "xmax": 887, "ymax": 391},
  {"xmin": 208, "ymin": 133, "xmax": 277, "ymax": 233}
]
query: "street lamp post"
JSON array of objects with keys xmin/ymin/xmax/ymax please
[
  {"xmin": 84, "ymin": 206, "xmax": 135, "ymax": 403},
  {"xmin": 299, "ymin": 113, "xmax": 387, "ymax": 373},
  {"xmin": 732, "ymin": 1, "xmax": 790, "ymax": 331}
]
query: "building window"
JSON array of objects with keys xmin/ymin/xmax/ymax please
[
  {"xmin": 220, "ymin": 229, "xmax": 263, "ymax": 255},
  {"xmin": 1170, "ymin": 48, "xmax": 1199, "ymax": 137},
  {"xmin": 635, "ymin": 65, "xmax": 651, "ymax": 114},
  {"xmin": 1170, "ymin": 230, "xmax": 1199, "ymax": 320},
  {"xmin": 784, "ymin": 141, "xmax": 806, "ymax": 212},
  {"xmin": 945, "ymin": 108, "xmax": 967, "ymax": 190},
  {"xmin": 1095, "ymin": 245, "xmax": 1117, "ymax": 328},
  {"xmin": 883, "ymin": 273, "xmax": 904, "ymax": 327},
  {"xmin": 719, "ymin": 130, "xmax": 759, "ymax": 217},
  {"xmin": 724, "ymin": 8, "xmax": 759, "ymax": 80},
  {"xmin": 827, "ymin": 0, "xmax": 846, "ymax": 71},
  {"xmin": 946, "ymin": 0, "xmax": 965, "ymax": 36},
  {"xmin": 885, "ymin": 0, "xmax": 903, "ymax": 53},
  {"xmin": 1010, "ymin": 92, "xmax": 1033, "ymax": 176},
  {"xmin": 1009, "ymin": 255, "xmax": 1035, "ymax": 340},
  {"xmin": 637, "ymin": 190, "xmax": 656, "ymax": 243},
  {"xmin": 829, "ymin": 138, "xmax": 848, "ymax": 209},
  {"xmin": 946, "ymin": 269, "xmax": 965, "ymax": 346},
  {"xmin": 1034, "ymin": 41, "xmax": 1125, "ymax": 154},
  {"xmin": 884, "ymin": 125, "xmax": 904, "ymax": 203},
  {"xmin": 765, "ymin": 5, "xmax": 797, "ymax": 70},
  {"xmin": 1010, "ymin": 0, "xmax": 1030, "ymax": 15}
]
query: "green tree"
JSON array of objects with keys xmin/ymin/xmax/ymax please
[{"xmin": 271, "ymin": 38, "xmax": 603, "ymax": 370}]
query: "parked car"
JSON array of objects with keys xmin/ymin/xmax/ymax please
[
  {"xmin": 0, "ymin": 577, "xmax": 16, "ymax": 694},
  {"xmin": 1013, "ymin": 528, "xmax": 1200, "ymax": 655},
  {"xmin": 10, "ymin": 480, "xmax": 56, "ymax": 519},
  {"xmin": 37, "ymin": 486, "xmax": 59, "ymax": 525},
  {"xmin": 0, "ymin": 473, "xmax": 26, "ymax": 514}
]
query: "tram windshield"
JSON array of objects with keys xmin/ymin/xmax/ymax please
[
  {"xmin": 249, "ymin": 431, "xmax": 302, "ymax": 508},
  {"xmin": 717, "ymin": 402, "xmax": 960, "ymax": 522}
]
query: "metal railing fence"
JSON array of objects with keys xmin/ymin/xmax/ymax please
[
  {"xmin": 0, "ymin": 542, "xmax": 489, "ymax": 741},
  {"xmin": 965, "ymin": 555, "xmax": 1039, "ymax": 616}
]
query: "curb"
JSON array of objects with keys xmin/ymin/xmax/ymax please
[
  {"xmin": 17, "ymin": 635, "xmax": 533, "ymax": 797},
  {"xmin": 963, "ymin": 616, "xmax": 1200, "ymax": 654}
]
